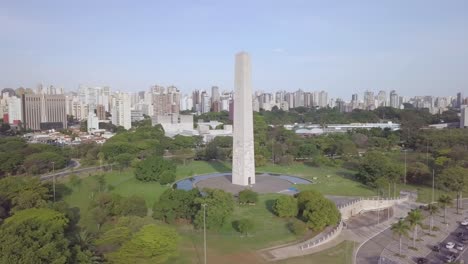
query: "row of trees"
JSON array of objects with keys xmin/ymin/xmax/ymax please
[{"xmin": 0, "ymin": 138, "xmax": 69, "ymax": 176}]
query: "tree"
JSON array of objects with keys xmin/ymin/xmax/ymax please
[
  {"xmin": 302, "ymin": 197, "xmax": 341, "ymax": 231},
  {"xmin": 69, "ymin": 175, "xmax": 82, "ymax": 188},
  {"xmin": 120, "ymin": 196, "xmax": 147, "ymax": 217},
  {"xmin": 391, "ymin": 219, "xmax": 410, "ymax": 256},
  {"xmin": 114, "ymin": 153, "xmax": 134, "ymax": 171},
  {"xmin": 96, "ymin": 174, "xmax": 106, "ymax": 192},
  {"xmin": 238, "ymin": 189, "xmax": 258, "ymax": 204},
  {"xmin": 0, "ymin": 177, "xmax": 50, "ymax": 215},
  {"xmin": 255, "ymin": 154, "xmax": 267, "ymax": 167},
  {"xmin": 0, "ymin": 208, "xmax": 71, "ymax": 264},
  {"xmin": 193, "ymin": 189, "xmax": 234, "ymax": 230},
  {"xmin": 153, "ymin": 189, "xmax": 200, "ymax": 223},
  {"xmin": 273, "ymin": 195, "xmax": 298, "ymax": 218},
  {"xmin": 406, "ymin": 209, "xmax": 423, "ymax": 248},
  {"xmin": 427, "ymin": 204, "xmax": 439, "ymax": 235},
  {"xmin": 437, "ymin": 195, "xmax": 452, "ymax": 224},
  {"xmin": 355, "ymin": 151, "xmax": 403, "ymax": 187},
  {"xmin": 234, "ymin": 218, "xmax": 255, "ymax": 236},
  {"xmin": 107, "ymin": 224, "xmax": 179, "ymax": 264},
  {"xmin": 23, "ymin": 152, "xmax": 67, "ymax": 174},
  {"xmin": 95, "ymin": 226, "xmax": 132, "ymax": 253},
  {"xmin": 407, "ymin": 162, "xmax": 431, "ymax": 185},
  {"xmin": 437, "ymin": 166, "xmax": 468, "ymax": 214},
  {"xmin": 134, "ymin": 156, "xmax": 176, "ymax": 184},
  {"xmin": 296, "ymin": 190, "xmax": 340, "ymax": 230}
]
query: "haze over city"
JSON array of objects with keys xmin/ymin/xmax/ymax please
[{"xmin": 2, "ymin": 0, "xmax": 468, "ymax": 98}]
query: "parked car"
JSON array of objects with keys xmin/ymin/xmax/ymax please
[
  {"xmin": 445, "ymin": 253, "xmax": 457, "ymax": 263},
  {"xmin": 446, "ymin": 242, "xmax": 455, "ymax": 249},
  {"xmin": 461, "ymin": 219, "xmax": 468, "ymax": 226},
  {"xmin": 417, "ymin": 257, "xmax": 429, "ymax": 264},
  {"xmin": 460, "ymin": 236, "xmax": 468, "ymax": 243},
  {"xmin": 456, "ymin": 243, "xmax": 464, "ymax": 251},
  {"xmin": 457, "ymin": 232, "xmax": 465, "ymax": 237},
  {"xmin": 433, "ymin": 245, "xmax": 441, "ymax": 252}
]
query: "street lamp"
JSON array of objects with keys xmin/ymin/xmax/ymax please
[
  {"xmin": 51, "ymin": 161, "xmax": 56, "ymax": 202},
  {"xmin": 202, "ymin": 203, "xmax": 207, "ymax": 264},
  {"xmin": 403, "ymin": 148, "xmax": 407, "ymax": 185}
]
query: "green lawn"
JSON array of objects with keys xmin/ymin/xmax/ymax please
[
  {"xmin": 176, "ymin": 161, "xmax": 376, "ymax": 197},
  {"xmin": 175, "ymin": 160, "xmax": 231, "ymax": 180},
  {"xmin": 257, "ymin": 163, "xmax": 376, "ymax": 197},
  {"xmin": 278, "ymin": 241, "xmax": 356, "ymax": 264},
  {"xmin": 63, "ymin": 169, "xmax": 169, "ymax": 231},
  {"xmin": 173, "ymin": 193, "xmax": 306, "ymax": 263}
]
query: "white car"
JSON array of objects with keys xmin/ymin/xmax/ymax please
[
  {"xmin": 446, "ymin": 242, "xmax": 455, "ymax": 249},
  {"xmin": 461, "ymin": 219, "xmax": 468, "ymax": 226},
  {"xmin": 456, "ymin": 243, "xmax": 464, "ymax": 251}
]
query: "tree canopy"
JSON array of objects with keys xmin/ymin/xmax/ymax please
[
  {"xmin": 0, "ymin": 208, "xmax": 71, "ymax": 264},
  {"xmin": 107, "ymin": 224, "xmax": 179, "ymax": 264},
  {"xmin": 134, "ymin": 156, "xmax": 176, "ymax": 184}
]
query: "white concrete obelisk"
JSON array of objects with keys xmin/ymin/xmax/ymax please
[{"xmin": 232, "ymin": 52, "xmax": 255, "ymax": 186}]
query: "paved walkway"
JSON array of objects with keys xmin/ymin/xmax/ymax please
[{"xmin": 354, "ymin": 196, "xmax": 420, "ymax": 264}]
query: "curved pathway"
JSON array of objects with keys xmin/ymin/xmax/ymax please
[{"xmin": 354, "ymin": 194, "xmax": 419, "ymax": 264}]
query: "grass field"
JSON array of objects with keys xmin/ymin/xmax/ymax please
[{"xmin": 61, "ymin": 160, "xmax": 444, "ymax": 263}]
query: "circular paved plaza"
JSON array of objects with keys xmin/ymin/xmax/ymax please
[{"xmin": 195, "ymin": 173, "xmax": 295, "ymax": 194}]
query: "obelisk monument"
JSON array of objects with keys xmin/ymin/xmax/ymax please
[{"xmin": 232, "ymin": 52, "xmax": 255, "ymax": 186}]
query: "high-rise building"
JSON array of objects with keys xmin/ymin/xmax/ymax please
[
  {"xmin": 87, "ymin": 111, "xmax": 99, "ymax": 132},
  {"xmin": 232, "ymin": 52, "xmax": 255, "ymax": 186},
  {"xmin": 22, "ymin": 93, "xmax": 67, "ymax": 130},
  {"xmin": 377, "ymin": 90, "xmax": 387, "ymax": 107},
  {"xmin": 6, "ymin": 96, "xmax": 22, "ymax": 124},
  {"xmin": 363, "ymin": 90, "xmax": 375, "ymax": 109},
  {"xmin": 150, "ymin": 85, "xmax": 180, "ymax": 116},
  {"xmin": 318, "ymin": 91, "xmax": 328, "ymax": 108},
  {"xmin": 461, "ymin": 105, "xmax": 468, "ymax": 128},
  {"xmin": 201, "ymin": 91, "xmax": 210, "ymax": 113},
  {"xmin": 457, "ymin": 92, "xmax": 463, "ymax": 108},
  {"xmin": 390, "ymin": 90, "xmax": 399, "ymax": 108},
  {"xmin": 111, "ymin": 93, "xmax": 131, "ymax": 129},
  {"xmin": 294, "ymin": 89, "xmax": 304, "ymax": 107},
  {"xmin": 192, "ymin": 90, "xmax": 201, "ymax": 112},
  {"xmin": 96, "ymin": 104, "xmax": 106, "ymax": 120},
  {"xmin": 211, "ymin": 86, "xmax": 220, "ymax": 112}
]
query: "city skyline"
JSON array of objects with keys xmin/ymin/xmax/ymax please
[{"xmin": 2, "ymin": 1, "xmax": 468, "ymax": 98}]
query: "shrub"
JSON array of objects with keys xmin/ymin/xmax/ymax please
[
  {"xmin": 238, "ymin": 189, "xmax": 258, "ymax": 204},
  {"xmin": 273, "ymin": 196, "xmax": 298, "ymax": 218},
  {"xmin": 288, "ymin": 219, "xmax": 307, "ymax": 236}
]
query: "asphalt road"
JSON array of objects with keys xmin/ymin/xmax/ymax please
[{"xmin": 356, "ymin": 227, "xmax": 394, "ymax": 264}]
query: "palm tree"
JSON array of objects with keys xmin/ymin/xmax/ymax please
[
  {"xmin": 406, "ymin": 209, "xmax": 424, "ymax": 248},
  {"xmin": 438, "ymin": 195, "xmax": 453, "ymax": 224},
  {"xmin": 427, "ymin": 203, "xmax": 439, "ymax": 234},
  {"xmin": 74, "ymin": 230, "xmax": 95, "ymax": 251},
  {"xmin": 391, "ymin": 219, "xmax": 410, "ymax": 256}
]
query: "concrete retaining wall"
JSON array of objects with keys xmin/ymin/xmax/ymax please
[
  {"xmin": 299, "ymin": 196, "xmax": 408, "ymax": 251},
  {"xmin": 339, "ymin": 196, "xmax": 409, "ymax": 221}
]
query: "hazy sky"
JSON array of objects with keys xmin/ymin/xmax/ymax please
[{"xmin": 1, "ymin": 0, "xmax": 467, "ymax": 98}]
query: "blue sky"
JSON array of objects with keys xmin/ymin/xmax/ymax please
[{"xmin": 1, "ymin": 0, "xmax": 467, "ymax": 98}]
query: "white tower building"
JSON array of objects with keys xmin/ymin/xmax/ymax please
[{"xmin": 232, "ymin": 52, "xmax": 255, "ymax": 186}]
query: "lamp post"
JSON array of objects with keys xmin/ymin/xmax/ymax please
[
  {"xmin": 51, "ymin": 161, "xmax": 56, "ymax": 202},
  {"xmin": 403, "ymin": 148, "xmax": 407, "ymax": 185},
  {"xmin": 202, "ymin": 203, "xmax": 207, "ymax": 264}
]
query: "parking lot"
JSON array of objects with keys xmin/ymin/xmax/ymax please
[{"xmin": 425, "ymin": 217, "xmax": 468, "ymax": 263}]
